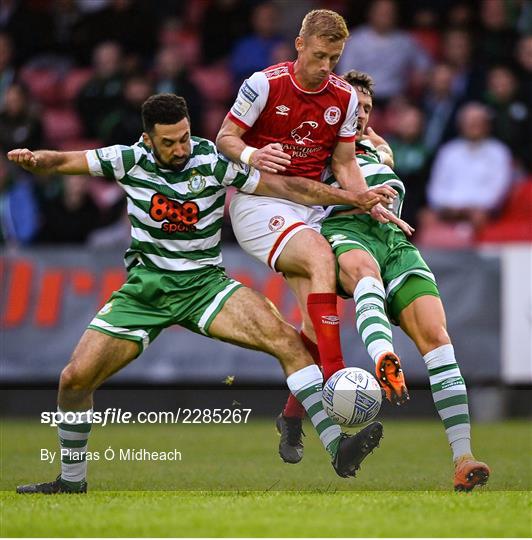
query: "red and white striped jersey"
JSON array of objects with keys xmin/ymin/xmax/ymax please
[{"xmin": 227, "ymin": 61, "xmax": 358, "ymax": 181}]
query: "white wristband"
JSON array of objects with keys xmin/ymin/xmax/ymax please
[{"xmin": 240, "ymin": 146, "xmax": 257, "ymax": 165}]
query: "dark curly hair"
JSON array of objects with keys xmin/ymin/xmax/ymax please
[
  {"xmin": 341, "ymin": 70, "xmax": 375, "ymax": 98},
  {"xmin": 141, "ymin": 93, "xmax": 189, "ymax": 133}
]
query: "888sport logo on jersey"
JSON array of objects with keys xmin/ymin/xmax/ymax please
[{"xmin": 149, "ymin": 192, "xmax": 200, "ymax": 233}]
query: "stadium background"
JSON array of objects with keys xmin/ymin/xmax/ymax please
[{"xmin": 1, "ymin": 0, "xmax": 531, "ymax": 419}]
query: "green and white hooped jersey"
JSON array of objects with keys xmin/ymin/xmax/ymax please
[
  {"xmin": 86, "ymin": 137, "xmax": 260, "ymax": 272},
  {"xmin": 322, "ymin": 139, "xmax": 406, "ymax": 217}
]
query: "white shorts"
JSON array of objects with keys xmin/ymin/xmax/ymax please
[{"xmin": 229, "ymin": 192, "xmax": 326, "ymax": 270}]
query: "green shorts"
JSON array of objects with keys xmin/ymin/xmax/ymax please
[
  {"xmin": 88, "ymin": 264, "xmax": 242, "ymax": 354},
  {"xmin": 321, "ymin": 214, "xmax": 440, "ymax": 322}
]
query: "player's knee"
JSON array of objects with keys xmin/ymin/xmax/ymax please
[
  {"xmin": 59, "ymin": 364, "xmax": 93, "ymax": 394},
  {"xmin": 422, "ymin": 324, "xmax": 450, "ymax": 351}
]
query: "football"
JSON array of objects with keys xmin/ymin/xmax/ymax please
[{"xmin": 322, "ymin": 367, "xmax": 383, "ymax": 426}]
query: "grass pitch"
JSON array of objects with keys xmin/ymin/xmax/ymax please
[{"xmin": 1, "ymin": 419, "xmax": 531, "ymax": 537}]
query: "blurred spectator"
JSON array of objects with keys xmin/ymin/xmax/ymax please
[
  {"xmin": 0, "ymin": 83, "xmax": 43, "ymax": 152},
  {"xmin": 515, "ymin": 35, "xmax": 532, "ymax": 106},
  {"xmin": 425, "ymin": 102, "xmax": 513, "ymax": 231},
  {"xmin": 0, "ymin": 155, "xmax": 39, "ymax": 245},
  {"xmin": 152, "ymin": 47, "xmax": 202, "ymax": 131},
  {"xmin": 201, "ymin": 0, "xmax": 251, "ymax": 65},
  {"xmin": 270, "ymin": 41, "xmax": 295, "ymax": 65},
  {"xmin": 0, "ymin": 32, "xmax": 14, "ymax": 104},
  {"xmin": 388, "ymin": 104, "xmax": 432, "ymax": 228},
  {"xmin": 409, "ymin": 6, "xmax": 442, "ymax": 61},
  {"xmin": 422, "ymin": 63, "xmax": 463, "ymax": 153},
  {"xmin": 337, "ymin": 0, "xmax": 432, "ymax": 105},
  {"xmin": 102, "ymin": 75, "xmax": 153, "ymax": 146},
  {"xmin": 39, "ymin": 175, "xmax": 108, "ymax": 244},
  {"xmin": 76, "ymin": 42, "xmax": 124, "ymax": 139},
  {"xmin": 476, "ymin": 0, "xmax": 517, "ymax": 67},
  {"xmin": 441, "ymin": 28, "xmax": 485, "ymax": 101},
  {"xmin": 70, "ymin": 0, "xmax": 156, "ymax": 65},
  {"xmin": 230, "ymin": 1, "xmax": 284, "ymax": 86},
  {"xmin": 271, "ymin": 0, "xmax": 317, "ymax": 40},
  {"xmin": 445, "ymin": 2, "xmax": 474, "ymax": 28},
  {"xmin": 484, "ymin": 65, "xmax": 530, "ymax": 169},
  {"xmin": 0, "ymin": 0, "xmax": 54, "ymax": 65}
]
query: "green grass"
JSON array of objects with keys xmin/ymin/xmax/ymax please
[{"xmin": 1, "ymin": 419, "xmax": 531, "ymax": 536}]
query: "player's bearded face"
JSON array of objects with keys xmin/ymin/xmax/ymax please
[
  {"xmin": 145, "ymin": 120, "xmax": 192, "ymax": 171},
  {"xmin": 296, "ymin": 35, "xmax": 345, "ymax": 87}
]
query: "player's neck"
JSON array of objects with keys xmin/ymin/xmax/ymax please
[{"xmin": 292, "ymin": 60, "xmax": 324, "ymax": 91}]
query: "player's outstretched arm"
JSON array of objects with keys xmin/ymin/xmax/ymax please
[
  {"xmin": 7, "ymin": 148, "xmax": 90, "ymax": 175},
  {"xmin": 254, "ymin": 172, "xmax": 396, "ymax": 209},
  {"xmin": 216, "ymin": 117, "xmax": 291, "ymax": 174}
]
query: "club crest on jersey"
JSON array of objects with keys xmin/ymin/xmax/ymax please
[
  {"xmin": 268, "ymin": 215, "xmax": 285, "ymax": 231},
  {"xmin": 291, "ymin": 121, "xmax": 318, "ymax": 145},
  {"xmin": 187, "ymin": 175, "xmax": 206, "ymax": 194},
  {"xmin": 98, "ymin": 302, "xmax": 113, "ymax": 316},
  {"xmin": 324, "ymin": 106, "xmax": 341, "ymax": 125},
  {"xmin": 275, "ymin": 104, "xmax": 290, "ymax": 116}
]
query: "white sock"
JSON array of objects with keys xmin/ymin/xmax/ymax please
[
  {"xmin": 424, "ymin": 344, "xmax": 472, "ymax": 461},
  {"xmin": 287, "ymin": 365, "xmax": 341, "ymax": 457},
  {"xmin": 354, "ymin": 277, "xmax": 394, "ymax": 364}
]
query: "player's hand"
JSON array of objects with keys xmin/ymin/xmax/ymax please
[
  {"xmin": 250, "ymin": 143, "xmax": 291, "ymax": 173},
  {"xmin": 7, "ymin": 148, "xmax": 38, "ymax": 171},
  {"xmin": 353, "ymin": 186, "xmax": 397, "ymax": 211},
  {"xmin": 361, "ymin": 127, "xmax": 388, "ymax": 148},
  {"xmin": 369, "ymin": 204, "xmax": 415, "ymax": 236}
]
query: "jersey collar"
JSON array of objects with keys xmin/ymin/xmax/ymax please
[{"xmin": 288, "ymin": 61, "xmax": 330, "ymax": 94}]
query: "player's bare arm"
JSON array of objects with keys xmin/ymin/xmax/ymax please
[
  {"xmin": 216, "ymin": 117, "xmax": 291, "ymax": 173},
  {"xmin": 331, "ymin": 140, "xmax": 369, "ymax": 196},
  {"xmin": 254, "ymin": 171, "xmax": 396, "ymax": 208},
  {"xmin": 6, "ymin": 148, "xmax": 90, "ymax": 175}
]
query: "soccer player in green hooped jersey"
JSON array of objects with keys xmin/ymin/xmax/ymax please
[
  {"xmin": 321, "ymin": 71, "xmax": 490, "ymax": 491},
  {"xmin": 8, "ymin": 93, "xmax": 398, "ymax": 494}
]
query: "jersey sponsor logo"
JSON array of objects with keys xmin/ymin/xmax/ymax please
[
  {"xmin": 324, "ymin": 106, "xmax": 341, "ymax": 125},
  {"xmin": 321, "ymin": 315, "xmax": 339, "ymax": 325},
  {"xmin": 241, "ymin": 81, "xmax": 258, "ymax": 103},
  {"xmin": 232, "ymin": 161, "xmax": 250, "ymax": 174},
  {"xmin": 268, "ymin": 215, "xmax": 285, "ymax": 231},
  {"xmin": 275, "ymin": 104, "xmax": 290, "ymax": 116},
  {"xmin": 291, "ymin": 121, "xmax": 318, "ymax": 145},
  {"xmin": 149, "ymin": 192, "xmax": 200, "ymax": 233}
]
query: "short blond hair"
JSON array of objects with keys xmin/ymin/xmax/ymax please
[{"xmin": 300, "ymin": 9, "xmax": 349, "ymax": 42}]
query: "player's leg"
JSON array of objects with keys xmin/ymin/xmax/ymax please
[
  {"xmin": 17, "ymin": 266, "xmax": 167, "ymax": 494},
  {"xmin": 17, "ymin": 330, "xmax": 140, "ymax": 494},
  {"xmin": 276, "ymin": 228, "xmax": 345, "ymax": 380},
  {"xmin": 336, "ymin": 247, "xmax": 409, "ymax": 405},
  {"xmin": 230, "ymin": 193, "xmax": 346, "ymax": 381},
  {"xmin": 207, "ymin": 286, "xmax": 383, "ymax": 477},
  {"xmin": 276, "ymin": 276, "xmax": 320, "ymax": 462},
  {"xmin": 394, "ymin": 282, "xmax": 490, "ymax": 490}
]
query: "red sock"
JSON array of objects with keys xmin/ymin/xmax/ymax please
[
  {"xmin": 282, "ymin": 331, "xmax": 322, "ymax": 418},
  {"xmin": 307, "ymin": 292, "xmax": 345, "ymax": 381}
]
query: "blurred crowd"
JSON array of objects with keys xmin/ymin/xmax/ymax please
[{"xmin": 0, "ymin": 0, "xmax": 531, "ymax": 248}]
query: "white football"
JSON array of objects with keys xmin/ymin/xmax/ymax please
[{"xmin": 322, "ymin": 367, "xmax": 382, "ymax": 426}]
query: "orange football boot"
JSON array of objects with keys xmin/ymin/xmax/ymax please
[
  {"xmin": 454, "ymin": 454, "xmax": 490, "ymax": 491},
  {"xmin": 375, "ymin": 352, "xmax": 409, "ymax": 405}
]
